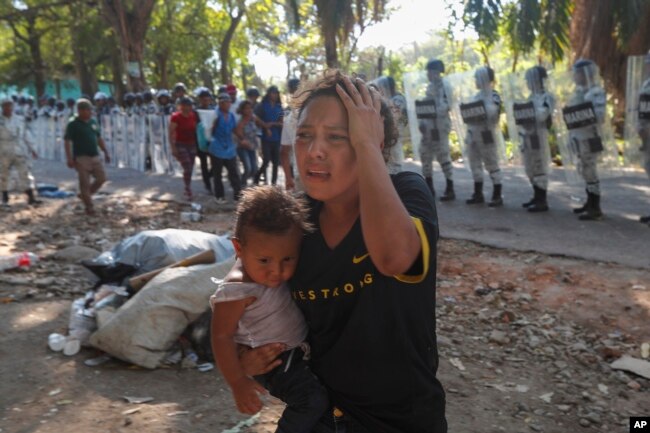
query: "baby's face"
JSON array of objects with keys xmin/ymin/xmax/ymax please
[{"xmin": 235, "ymin": 226, "xmax": 303, "ymax": 288}]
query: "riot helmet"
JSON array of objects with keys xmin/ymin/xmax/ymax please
[
  {"xmin": 370, "ymin": 76, "xmax": 391, "ymax": 98},
  {"xmin": 572, "ymin": 59, "xmax": 599, "ymax": 88},
  {"xmin": 123, "ymin": 92, "xmax": 135, "ymax": 106},
  {"xmin": 474, "ymin": 66, "xmax": 495, "ymax": 90},
  {"xmin": 156, "ymin": 89, "xmax": 171, "ymax": 105},
  {"xmin": 525, "ymin": 66, "xmax": 548, "ymax": 94}
]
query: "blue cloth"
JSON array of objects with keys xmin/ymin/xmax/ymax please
[
  {"xmin": 209, "ymin": 110, "xmax": 237, "ymax": 159},
  {"xmin": 39, "ymin": 190, "xmax": 75, "ymax": 199},
  {"xmin": 256, "ymin": 100, "xmax": 283, "ymax": 143}
]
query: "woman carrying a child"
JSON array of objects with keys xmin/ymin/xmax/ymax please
[{"xmin": 215, "ymin": 72, "xmax": 447, "ymax": 433}]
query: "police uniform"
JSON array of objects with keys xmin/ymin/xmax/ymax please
[
  {"xmin": 463, "ymin": 67, "xmax": 503, "ymax": 206},
  {"xmin": 565, "ymin": 59, "xmax": 606, "ymax": 220},
  {"xmin": 0, "ymin": 105, "xmax": 38, "ymax": 205},
  {"xmin": 516, "ymin": 66, "xmax": 555, "ymax": 212},
  {"xmin": 417, "ymin": 65, "xmax": 455, "ymax": 199}
]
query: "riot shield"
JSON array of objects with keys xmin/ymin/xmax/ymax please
[
  {"xmin": 623, "ymin": 54, "xmax": 650, "ymax": 172},
  {"xmin": 403, "ymin": 70, "xmax": 456, "ymax": 164},
  {"xmin": 553, "ymin": 62, "xmax": 620, "ymax": 188},
  {"xmin": 501, "ymin": 67, "xmax": 555, "ymax": 183},
  {"xmin": 446, "ymin": 69, "xmax": 507, "ymax": 171}
]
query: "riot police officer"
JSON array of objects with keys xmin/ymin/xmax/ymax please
[
  {"xmin": 462, "ymin": 66, "xmax": 503, "ymax": 207},
  {"xmin": 417, "ymin": 59, "xmax": 455, "ymax": 200},
  {"xmin": 564, "ymin": 59, "xmax": 606, "ymax": 221},
  {"xmin": 516, "ymin": 66, "xmax": 555, "ymax": 212}
]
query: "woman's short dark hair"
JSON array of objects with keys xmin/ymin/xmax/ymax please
[
  {"xmin": 237, "ymin": 99, "xmax": 252, "ymax": 115},
  {"xmin": 292, "ymin": 70, "xmax": 398, "ymax": 163}
]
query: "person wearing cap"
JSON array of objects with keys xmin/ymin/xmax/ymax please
[
  {"xmin": 169, "ymin": 96, "xmax": 200, "ymax": 200},
  {"xmin": 64, "ymin": 98, "xmax": 110, "ymax": 216},
  {"xmin": 226, "ymin": 83, "xmax": 240, "ymax": 114},
  {"xmin": 209, "ymin": 93, "xmax": 241, "ymax": 203},
  {"xmin": 280, "ymin": 78, "xmax": 301, "ymax": 191},
  {"xmin": 254, "ymin": 86, "xmax": 284, "ymax": 185},
  {"xmin": 0, "ymin": 98, "xmax": 41, "ymax": 207}
]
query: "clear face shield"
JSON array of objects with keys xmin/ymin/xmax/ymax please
[
  {"xmin": 643, "ymin": 54, "xmax": 650, "ymax": 82},
  {"xmin": 427, "ymin": 69, "xmax": 442, "ymax": 82},
  {"xmin": 525, "ymin": 67, "xmax": 547, "ymax": 94},
  {"xmin": 474, "ymin": 67, "xmax": 493, "ymax": 91},
  {"xmin": 370, "ymin": 76, "xmax": 392, "ymax": 99},
  {"xmin": 572, "ymin": 60, "xmax": 601, "ymax": 89}
]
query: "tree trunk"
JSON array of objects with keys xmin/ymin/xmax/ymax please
[
  {"xmin": 110, "ymin": 41, "xmax": 126, "ymax": 101},
  {"xmin": 219, "ymin": 2, "xmax": 245, "ymax": 85},
  {"xmin": 570, "ymin": 0, "xmax": 650, "ymax": 129},
  {"xmin": 100, "ymin": 0, "xmax": 156, "ymax": 92},
  {"xmin": 25, "ymin": 15, "xmax": 46, "ymax": 98}
]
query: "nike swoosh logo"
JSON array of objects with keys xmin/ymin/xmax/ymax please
[{"xmin": 352, "ymin": 253, "xmax": 370, "ymax": 264}]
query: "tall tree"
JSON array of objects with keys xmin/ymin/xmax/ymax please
[
  {"xmin": 100, "ymin": 0, "xmax": 156, "ymax": 92},
  {"xmin": 305, "ymin": 0, "xmax": 389, "ymax": 69}
]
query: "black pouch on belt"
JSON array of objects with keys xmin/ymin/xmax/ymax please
[
  {"xmin": 481, "ymin": 130, "xmax": 494, "ymax": 145},
  {"xmin": 529, "ymin": 133, "xmax": 540, "ymax": 150},
  {"xmin": 588, "ymin": 136, "xmax": 604, "ymax": 153}
]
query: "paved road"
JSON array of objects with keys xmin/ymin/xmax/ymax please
[{"xmin": 28, "ymin": 159, "xmax": 650, "ymax": 269}]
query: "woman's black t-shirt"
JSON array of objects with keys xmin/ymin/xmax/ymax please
[{"xmin": 290, "ymin": 171, "xmax": 447, "ymax": 433}]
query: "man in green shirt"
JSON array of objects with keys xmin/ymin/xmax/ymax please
[{"xmin": 64, "ymin": 98, "xmax": 110, "ymax": 216}]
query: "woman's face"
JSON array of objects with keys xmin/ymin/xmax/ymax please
[{"xmin": 295, "ymin": 95, "xmax": 358, "ymax": 204}]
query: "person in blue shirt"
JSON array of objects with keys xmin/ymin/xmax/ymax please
[
  {"xmin": 254, "ymin": 86, "xmax": 284, "ymax": 186},
  {"xmin": 210, "ymin": 93, "xmax": 242, "ymax": 204}
]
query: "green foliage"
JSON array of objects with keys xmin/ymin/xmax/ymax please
[{"xmin": 538, "ymin": 0, "xmax": 572, "ymax": 64}]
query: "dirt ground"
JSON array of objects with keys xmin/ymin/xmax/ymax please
[{"xmin": 0, "ymin": 193, "xmax": 648, "ymax": 433}]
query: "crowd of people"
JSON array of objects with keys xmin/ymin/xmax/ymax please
[{"xmin": 2, "ymin": 53, "xmax": 650, "ymax": 224}]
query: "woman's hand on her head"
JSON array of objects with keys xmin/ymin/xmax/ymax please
[
  {"xmin": 336, "ymin": 75, "xmax": 385, "ymax": 153},
  {"xmin": 239, "ymin": 343, "xmax": 286, "ymax": 376}
]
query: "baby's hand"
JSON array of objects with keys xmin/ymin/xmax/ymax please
[{"xmin": 232, "ymin": 376, "xmax": 267, "ymax": 415}]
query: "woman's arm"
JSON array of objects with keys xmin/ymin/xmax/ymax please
[
  {"xmin": 234, "ymin": 118, "xmax": 246, "ymax": 141},
  {"xmin": 168, "ymin": 120, "xmax": 178, "ymax": 157},
  {"xmin": 336, "ymin": 77, "xmax": 421, "ymax": 276},
  {"xmin": 211, "ymin": 298, "xmax": 267, "ymax": 414}
]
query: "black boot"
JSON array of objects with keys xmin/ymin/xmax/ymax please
[
  {"xmin": 488, "ymin": 184, "xmax": 503, "ymax": 207},
  {"xmin": 425, "ymin": 176, "xmax": 435, "ymax": 196},
  {"xmin": 579, "ymin": 193, "xmax": 603, "ymax": 220},
  {"xmin": 1, "ymin": 191, "xmax": 8, "ymax": 206},
  {"xmin": 466, "ymin": 182, "xmax": 484, "ymax": 204},
  {"xmin": 26, "ymin": 189, "xmax": 42, "ymax": 205},
  {"xmin": 528, "ymin": 186, "xmax": 549, "ymax": 212},
  {"xmin": 522, "ymin": 186, "xmax": 536, "ymax": 208},
  {"xmin": 573, "ymin": 189, "xmax": 590, "ymax": 214},
  {"xmin": 440, "ymin": 179, "xmax": 455, "ymax": 202}
]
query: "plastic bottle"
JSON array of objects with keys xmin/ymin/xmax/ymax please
[{"xmin": 0, "ymin": 252, "xmax": 39, "ymax": 272}]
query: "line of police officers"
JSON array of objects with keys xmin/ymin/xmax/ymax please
[{"xmin": 408, "ymin": 55, "xmax": 650, "ymax": 224}]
